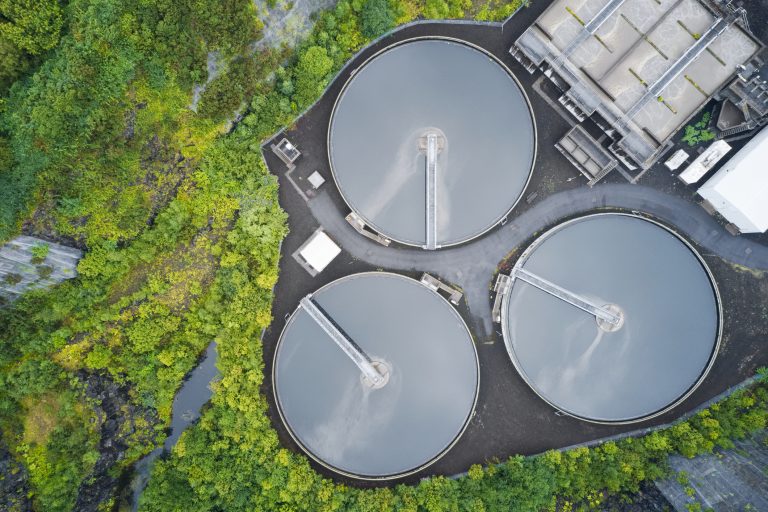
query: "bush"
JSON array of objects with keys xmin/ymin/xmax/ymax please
[
  {"xmin": 682, "ymin": 111, "xmax": 715, "ymax": 146},
  {"xmin": 293, "ymin": 45, "xmax": 335, "ymax": 108},
  {"xmin": 37, "ymin": 265, "xmax": 53, "ymax": 279},
  {"xmin": 30, "ymin": 243, "xmax": 49, "ymax": 264},
  {"xmin": 3, "ymin": 272, "xmax": 22, "ymax": 285},
  {"xmin": 0, "ymin": 0, "xmax": 63, "ymax": 55},
  {"xmin": 198, "ymin": 56, "xmax": 259, "ymax": 121}
]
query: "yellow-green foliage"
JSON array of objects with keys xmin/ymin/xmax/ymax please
[
  {"xmin": 12, "ymin": 391, "xmax": 101, "ymax": 510},
  {"xmin": 4, "ymin": 1, "xmax": 768, "ymax": 511},
  {"xmin": 474, "ymin": 0, "xmax": 526, "ymax": 21}
]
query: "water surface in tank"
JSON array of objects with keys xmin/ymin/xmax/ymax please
[
  {"xmin": 503, "ymin": 214, "xmax": 719, "ymax": 423},
  {"xmin": 274, "ymin": 273, "xmax": 479, "ymax": 478},
  {"xmin": 329, "ymin": 39, "xmax": 535, "ymax": 247}
]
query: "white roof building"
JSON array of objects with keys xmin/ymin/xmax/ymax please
[
  {"xmin": 295, "ymin": 229, "xmax": 341, "ymax": 276},
  {"xmin": 698, "ymin": 127, "xmax": 768, "ymax": 233},
  {"xmin": 679, "ymin": 140, "xmax": 731, "ymax": 185}
]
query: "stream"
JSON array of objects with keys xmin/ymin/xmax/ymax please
[{"xmin": 127, "ymin": 342, "xmax": 219, "ymax": 511}]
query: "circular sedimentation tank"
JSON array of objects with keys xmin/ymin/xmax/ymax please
[
  {"xmin": 273, "ymin": 272, "xmax": 479, "ymax": 479},
  {"xmin": 328, "ymin": 38, "xmax": 536, "ymax": 248},
  {"xmin": 501, "ymin": 213, "xmax": 721, "ymax": 424}
]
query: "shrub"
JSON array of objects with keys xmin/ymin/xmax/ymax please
[
  {"xmin": 3, "ymin": 272, "xmax": 22, "ymax": 285},
  {"xmin": 682, "ymin": 111, "xmax": 715, "ymax": 146},
  {"xmin": 293, "ymin": 45, "xmax": 334, "ymax": 107},
  {"xmin": 37, "ymin": 265, "xmax": 53, "ymax": 279},
  {"xmin": 30, "ymin": 243, "xmax": 49, "ymax": 264}
]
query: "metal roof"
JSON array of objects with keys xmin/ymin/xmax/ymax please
[{"xmin": 698, "ymin": 126, "xmax": 768, "ymax": 233}]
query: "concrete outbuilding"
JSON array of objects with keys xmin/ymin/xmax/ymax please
[{"xmin": 293, "ymin": 229, "xmax": 341, "ymax": 276}]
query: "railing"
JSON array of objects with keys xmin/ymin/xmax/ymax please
[
  {"xmin": 511, "ymin": 267, "xmax": 621, "ymax": 325},
  {"xmin": 300, "ymin": 295, "xmax": 384, "ymax": 386},
  {"xmin": 425, "ymin": 133, "xmax": 438, "ymax": 250}
]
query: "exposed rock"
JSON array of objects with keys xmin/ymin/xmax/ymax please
[
  {"xmin": 254, "ymin": 0, "xmax": 337, "ymax": 51},
  {"xmin": 600, "ymin": 483, "xmax": 675, "ymax": 512},
  {"xmin": 0, "ymin": 439, "xmax": 33, "ymax": 512},
  {"xmin": 73, "ymin": 371, "xmax": 160, "ymax": 512},
  {"xmin": 139, "ymin": 136, "xmax": 194, "ymax": 229},
  {"xmin": 0, "ymin": 236, "xmax": 82, "ymax": 302},
  {"xmin": 189, "ymin": 51, "xmax": 223, "ymax": 112}
]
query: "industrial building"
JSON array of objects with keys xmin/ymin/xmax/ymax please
[
  {"xmin": 698, "ymin": 125, "xmax": 768, "ymax": 233},
  {"xmin": 272, "ymin": 272, "xmax": 479, "ymax": 479},
  {"xmin": 511, "ymin": 0, "xmax": 762, "ymax": 175}
]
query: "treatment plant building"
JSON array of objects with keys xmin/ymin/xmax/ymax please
[{"xmin": 511, "ymin": 0, "xmax": 762, "ymax": 173}]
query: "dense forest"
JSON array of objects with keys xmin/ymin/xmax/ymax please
[{"xmin": 0, "ymin": 1, "xmax": 766, "ymax": 511}]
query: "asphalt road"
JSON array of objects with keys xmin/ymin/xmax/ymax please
[{"xmin": 259, "ymin": 13, "xmax": 768, "ymax": 487}]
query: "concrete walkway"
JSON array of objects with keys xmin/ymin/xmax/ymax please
[{"xmin": 307, "ymin": 182, "xmax": 768, "ymax": 340}]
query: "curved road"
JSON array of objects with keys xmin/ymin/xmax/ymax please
[{"xmin": 308, "ymin": 182, "xmax": 768, "ymax": 339}]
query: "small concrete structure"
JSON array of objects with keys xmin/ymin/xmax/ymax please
[
  {"xmin": 344, "ymin": 212, "xmax": 391, "ymax": 246},
  {"xmin": 512, "ymin": 0, "xmax": 762, "ymax": 170},
  {"xmin": 292, "ymin": 229, "xmax": 341, "ymax": 276},
  {"xmin": 698, "ymin": 125, "xmax": 768, "ymax": 233},
  {"xmin": 307, "ymin": 171, "xmax": 325, "ymax": 189},
  {"xmin": 664, "ymin": 149, "xmax": 689, "ymax": 171},
  {"xmin": 271, "ymin": 137, "xmax": 301, "ymax": 169},
  {"xmin": 491, "ymin": 273, "xmax": 512, "ymax": 323},
  {"xmin": 716, "ymin": 62, "xmax": 768, "ymax": 137},
  {"xmin": 0, "ymin": 236, "xmax": 82, "ymax": 302},
  {"xmin": 555, "ymin": 125, "xmax": 618, "ymax": 185},
  {"xmin": 679, "ymin": 140, "xmax": 731, "ymax": 185},
  {"xmin": 419, "ymin": 273, "xmax": 462, "ymax": 305}
]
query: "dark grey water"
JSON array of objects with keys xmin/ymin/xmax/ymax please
[
  {"xmin": 274, "ymin": 273, "xmax": 479, "ymax": 478},
  {"xmin": 329, "ymin": 39, "xmax": 535, "ymax": 247},
  {"xmin": 503, "ymin": 214, "xmax": 719, "ymax": 423},
  {"xmin": 129, "ymin": 342, "xmax": 218, "ymax": 510}
]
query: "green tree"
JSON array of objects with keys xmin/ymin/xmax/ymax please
[
  {"xmin": 0, "ymin": 0, "xmax": 63, "ymax": 55},
  {"xmin": 361, "ymin": 0, "xmax": 395, "ymax": 39},
  {"xmin": 0, "ymin": 35, "xmax": 35, "ymax": 93},
  {"xmin": 293, "ymin": 45, "xmax": 333, "ymax": 108},
  {"xmin": 198, "ymin": 56, "xmax": 258, "ymax": 121}
]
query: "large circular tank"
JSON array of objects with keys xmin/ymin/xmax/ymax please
[
  {"xmin": 328, "ymin": 38, "xmax": 536, "ymax": 248},
  {"xmin": 273, "ymin": 272, "xmax": 479, "ymax": 479},
  {"xmin": 501, "ymin": 214, "xmax": 721, "ymax": 423}
]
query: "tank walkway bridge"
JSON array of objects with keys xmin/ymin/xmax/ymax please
[
  {"xmin": 300, "ymin": 295, "xmax": 386, "ymax": 388},
  {"xmin": 509, "ymin": 267, "xmax": 622, "ymax": 326},
  {"xmin": 420, "ymin": 131, "xmax": 444, "ymax": 250}
]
